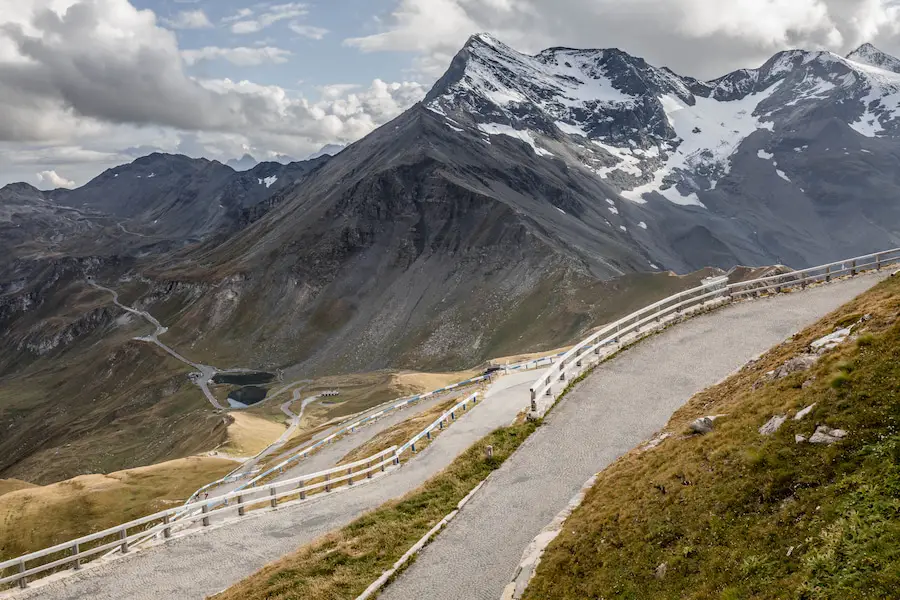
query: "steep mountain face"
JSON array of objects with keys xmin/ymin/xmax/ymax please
[
  {"xmin": 426, "ymin": 34, "xmax": 900, "ymax": 268},
  {"xmin": 42, "ymin": 153, "xmax": 330, "ymax": 240}
]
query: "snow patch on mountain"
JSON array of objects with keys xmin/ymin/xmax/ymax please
[
  {"xmin": 478, "ymin": 123, "xmax": 553, "ymax": 156},
  {"xmin": 258, "ymin": 176, "xmax": 278, "ymax": 188},
  {"xmin": 620, "ymin": 84, "xmax": 778, "ymax": 207}
]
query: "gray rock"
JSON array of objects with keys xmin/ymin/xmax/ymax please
[
  {"xmin": 794, "ymin": 403, "xmax": 816, "ymax": 420},
  {"xmin": 689, "ymin": 417, "xmax": 715, "ymax": 434},
  {"xmin": 809, "ymin": 426, "xmax": 848, "ymax": 445},
  {"xmin": 655, "ymin": 562, "xmax": 667, "ymax": 580},
  {"xmin": 795, "ymin": 434, "xmax": 808, "ymax": 444},
  {"xmin": 759, "ymin": 415, "xmax": 787, "ymax": 435},
  {"xmin": 811, "ymin": 329, "xmax": 852, "ymax": 354},
  {"xmin": 774, "ymin": 354, "xmax": 819, "ymax": 378}
]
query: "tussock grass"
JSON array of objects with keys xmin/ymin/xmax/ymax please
[
  {"xmin": 524, "ymin": 275, "xmax": 900, "ymax": 600},
  {"xmin": 212, "ymin": 421, "xmax": 537, "ymax": 600}
]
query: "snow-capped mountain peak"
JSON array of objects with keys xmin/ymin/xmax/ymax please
[
  {"xmin": 425, "ymin": 34, "xmax": 900, "ymax": 208},
  {"xmin": 846, "ymin": 43, "xmax": 900, "ymax": 74}
]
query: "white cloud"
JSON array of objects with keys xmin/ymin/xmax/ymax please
[
  {"xmin": 230, "ymin": 2, "xmax": 308, "ymax": 34},
  {"xmin": 346, "ymin": 0, "xmax": 900, "ymax": 78},
  {"xmin": 36, "ymin": 169, "xmax": 75, "ymax": 188},
  {"xmin": 182, "ymin": 46, "xmax": 293, "ymax": 66},
  {"xmin": 222, "ymin": 8, "xmax": 253, "ymax": 23},
  {"xmin": 289, "ymin": 22, "xmax": 329, "ymax": 39},
  {"xmin": 0, "ymin": 0, "xmax": 429, "ymax": 188},
  {"xmin": 163, "ymin": 9, "xmax": 212, "ymax": 29}
]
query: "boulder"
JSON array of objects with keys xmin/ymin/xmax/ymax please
[
  {"xmin": 759, "ymin": 415, "xmax": 787, "ymax": 435},
  {"xmin": 794, "ymin": 403, "xmax": 816, "ymax": 421},
  {"xmin": 774, "ymin": 354, "xmax": 819, "ymax": 378},
  {"xmin": 655, "ymin": 562, "xmax": 667, "ymax": 580},
  {"xmin": 795, "ymin": 434, "xmax": 807, "ymax": 444},
  {"xmin": 689, "ymin": 417, "xmax": 715, "ymax": 434},
  {"xmin": 809, "ymin": 426, "xmax": 848, "ymax": 445}
]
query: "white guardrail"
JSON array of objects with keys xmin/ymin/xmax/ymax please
[
  {"xmin": 0, "ymin": 392, "xmax": 482, "ymax": 591},
  {"xmin": 527, "ymin": 248, "xmax": 900, "ymax": 415},
  {"xmin": 7, "ymin": 248, "xmax": 897, "ymax": 592}
]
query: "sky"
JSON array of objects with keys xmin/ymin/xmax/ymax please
[{"xmin": 3, "ymin": 0, "xmax": 900, "ymax": 189}]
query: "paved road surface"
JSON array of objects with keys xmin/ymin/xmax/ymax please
[
  {"xmin": 16, "ymin": 368, "xmax": 544, "ymax": 600},
  {"xmin": 87, "ymin": 279, "xmax": 224, "ymax": 410},
  {"xmin": 378, "ymin": 273, "xmax": 885, "ymax": 600}
]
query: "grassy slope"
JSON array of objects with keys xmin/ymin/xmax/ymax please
[
  {"xmin": 213, "ymin": 422, "xmax": 537, "ymax": 600},
  {"xmin": 0, "ymin": 456, "xmax": 236, "ymax": 562},
  {"xmin": 336, "ymin": 396, "xmax": 463, "ymax": 465},
  {"xmin": 0, "ymin": 479, "xmax": 36, "ymax": 498},
  {"xmin": 525, "ymin": 275, "xmax": 900, "ymax": 600}
]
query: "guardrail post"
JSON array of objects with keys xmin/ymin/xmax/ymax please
[
  {"xmin": 348, "ymin": 467, "xmax": 354, "ymax": 485},
  {"xmin": 73, "ymin": 542, "xmax": 82, "ymax": 570},
  {"xmin": 411, "ymin": 443, "xmax": 417, "ymax": 453},
  {"xmin": 270, "ymin": 488, "xmax": 278, "ymax": 508},
  {"xmin": 450, "ymin": 411, "xmax": 456, "ymax": 421},
  {"xmin": 801, "ymin": 274, "xmax": 807, "ymax": 289},
  {"xmin": 576, "ymin": 358, "xmax": 582, "ymax": 368},
  {"xmin": 876, "ymin": 253, "xmax": 882, "ymax": 270},
  {"xmin": 594, "ymin": 346, "xmax": 600, "ymax": 355},
  {"xmin": 826, "ymin": 265, "xmax": 831, "ymax": 282},
  {"xmin": 530, "ymin": 399, "xmax": 537, "ymax": 412},
  {"xmin": 202, "ymin": 504, "xmax": 210, "ymax": 526},
  {"xmin": 367, "ymin": 461, "xmax": 373, "ymax": 479},
  {"xmin": 545, "ymin": 387, "xmax": 552, "ymax": 396},
  {"xmin": 325, "ymin": 474, "xmax": 331, "ymax": 492},
  {"xmin": 18, "ymin": 559, "xmax": 26, "ymax": 589},
  {"xmin": 237, "ymin": 495, "xmax": 245, "ymax": 516},
  {"xmin": 393, "ymin": 454, "xmax": 400, "ymax": 466},
  {"xmin": 119, "ymin": 528, "xmax": 129, "ymax": 554},
  {"xmin": 426, "ymin": 430, "xmax": 432, "ymax": 440},
  {"xmin": 559, "ymin": 371, "xmax": 566, "ymax": 382},
  {"xmin": 439, "ymin": 419, "xmax": 444, "ymax": 430},
  {"xmin": 851, "ymin": 259, "xmax": 857, "ymax": 276}
]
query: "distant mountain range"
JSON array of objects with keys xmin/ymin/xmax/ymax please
[{"xmin": 4, "ymin": 35, "xmax": 900, "ymax": 483}]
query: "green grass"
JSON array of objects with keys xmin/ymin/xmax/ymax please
[
  {"xmin": 213, "ymin": 421, "xmax": 538, "ymax": 600},
  {"xmin": 523, "ymin": 275, "xmax": 900, "ymax": 600}
]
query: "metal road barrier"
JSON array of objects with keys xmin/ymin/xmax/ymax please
[
  {"xmin": 0, "ymin": 392, "xmax": 481, "ymax": 591},
  {"xmin": 528, "ymin": 248, "xmax": 900, "ymax": 415}
]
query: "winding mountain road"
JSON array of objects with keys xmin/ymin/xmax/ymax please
[
  {"xmin": 378, "ymin": 272, "xmax": 886, "ymax": 600},
  {"xmin": 88, "ymin": 279, "xmax": 224, "ymax": 409},
  {"xmin": 16, "ymin": 273, "xmax": 884, "ymax": 600}
]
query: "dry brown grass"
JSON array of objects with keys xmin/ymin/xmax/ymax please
[
  {"xmin": 222, "ymin": 412, "xmax": 288, "ymax": 457},
  {"xmin": 0, "ymin": 456, "xmax": 236, "ymax": 561},
  {"xmin": 0, "ymin": 479, "xmax": 36, "ymax": 498}
]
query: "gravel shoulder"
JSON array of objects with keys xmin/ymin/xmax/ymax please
[{"xmin": 378, "ymin": 273, "xmax": 886, "ymax": 600}]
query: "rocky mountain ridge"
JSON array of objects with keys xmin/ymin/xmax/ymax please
[{"xmin": 4, "ymin": 34, "xmax": 900, "ymax": 483}]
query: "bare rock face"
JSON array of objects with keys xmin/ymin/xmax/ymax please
[
  {"xmin": 689, "ymin": 417, "xmax": 715, "ymax": 434},
  {"xmin": 809, "ymin": 426, "xmax": 848, "ymax": 445},
  {"xmin": 759, "ymin": 415, "xmax": 787, "ymax": 435}
]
